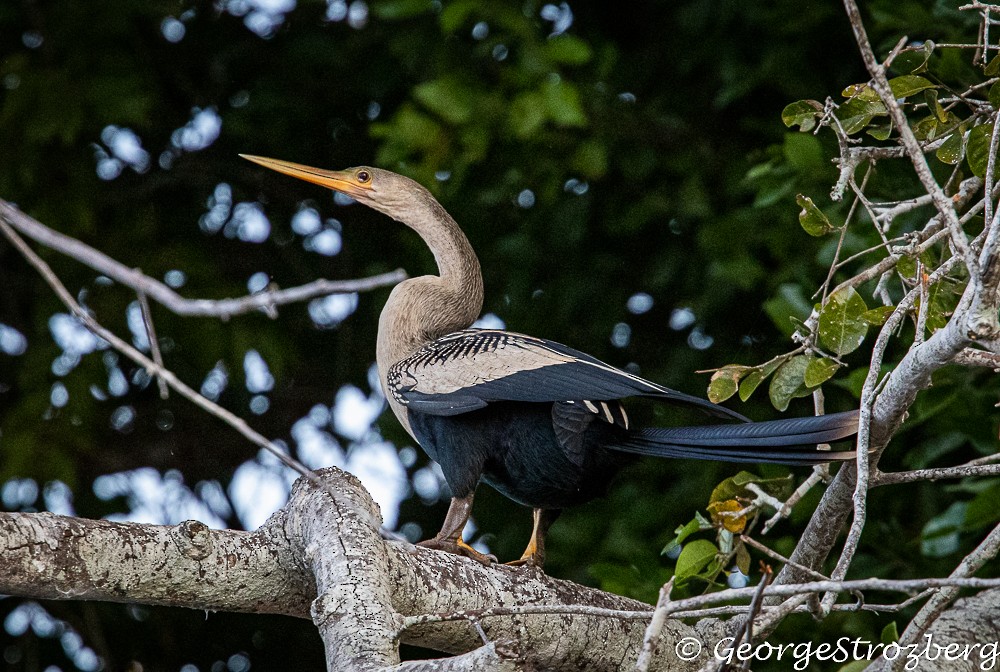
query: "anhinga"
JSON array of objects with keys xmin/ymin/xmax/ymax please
[{"xmin": 242, "ymin": 155, "xmax": 859, "ymax": 568}]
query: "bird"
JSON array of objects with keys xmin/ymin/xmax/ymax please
[{"xmin": 241, "ymin": 154, "xmax": 859, "ymax": 568}]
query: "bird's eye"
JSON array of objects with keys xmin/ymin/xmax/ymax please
[{"xmin": 357, "ymin": 170, "xmax": 371, "ymax": 183}]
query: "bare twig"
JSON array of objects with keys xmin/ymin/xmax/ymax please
[
  {"xmin": 0, "ymin": 216, "xmax": 343, "ymax": 505},
  {"xmin": 740, "ymin": 535, "xmax": 830, "ymax": 582},
  {"xmin": 0, "ymin": 199, "xmax": 406, "ymax": 319},
  {"xmin": 952, "ymin": 347, "xmax": 1000, "ymax": 368},
  {"xmin": 819, "ymin": 280, "xmax": 915, "ymax": 614},
  {"xmin": 873, "ymin": 462, "xmax": 1000, "ymax": 486},
  {"xmin": 634, "ymin": 579, "xmax": 674, "ymax": 672},
  {"xmin": 888, "ymin": 522, "xmax": 1000, "ymax": 671},
  {"xmin": 135, "ymin": 282, "xmax": 169, "ymax": 399},
  {"xmin": 842, "ymin": 4, "xmax": 982, "ymax": 288},
  {"xmin": 761, "ymin": 466, "xmax": 829, "ymax": 534},
  {"xmin": 735, "ymin": 565, "xmax": 773, "ymax": 670},
  {"xmin": 399, "ymin": 576, "xmax": 1000, "ymax": 632}
]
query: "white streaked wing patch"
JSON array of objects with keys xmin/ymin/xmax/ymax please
[
  {"xmin": 387, "ymin": 328, "xmax": 680, "ymax": 408},
  {"xmin": 389, "ymin": 331, "xmax": 575, "ymax": 402}
]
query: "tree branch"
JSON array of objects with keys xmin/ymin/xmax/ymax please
[{"xmin": 0, "ymin": 199, "xmax": 406, "ymax": 319}]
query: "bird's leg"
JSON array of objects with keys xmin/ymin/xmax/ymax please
[
  {"xmin": 417, "ymin": 492, "xmax": 496, "ymax": 565},
  {"xmin": 506, "ymin": 508, "xmax": 561, "ymax": 569}
]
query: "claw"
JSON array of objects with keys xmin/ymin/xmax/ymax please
[{"xmin": 418, "ymin": 537, "xmax": 496, "ymax": 565}]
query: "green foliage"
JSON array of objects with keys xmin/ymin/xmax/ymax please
[
  {"xmin": 796, "ymin": 194, "xmax": 835, "ymax": 237},
  {"xmin": 769, "ymin": 354, "xmax": 813, "ymax": 412},
  {"xmin": 818, "ymin": 286, "xmax": 869, "ymax": 356}
]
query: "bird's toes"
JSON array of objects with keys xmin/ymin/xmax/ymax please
[
  {"xmin": 416, "ymin": 537, "xmax": 495, "ymax": 566},
  {"xmin": 504, "ymin": 554, "xmax": 546, "ymax": 571}
]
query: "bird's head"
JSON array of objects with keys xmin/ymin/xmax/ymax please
[{"xmin": 240, "ymin": 154, "xmax": 434, "ymax": 222}]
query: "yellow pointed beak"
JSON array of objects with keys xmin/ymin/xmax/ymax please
[{"xmin": 240, "ymin": 154, "xmax": 371, "ymax": 199}]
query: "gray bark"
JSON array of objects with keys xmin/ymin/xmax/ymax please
[{"xmin": 0, "ymin": 466, "xmax": 727, "ymax": 671}]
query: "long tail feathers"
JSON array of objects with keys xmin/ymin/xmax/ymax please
[{"xmin": 609, "ymin": 410, "xmax": 859, "ymax": 465}]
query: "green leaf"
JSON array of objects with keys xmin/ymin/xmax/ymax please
[
  {"xmin": 545, "ymin": 35, "xmax": 593, "ymax": 65},
  {"xmin": 763, "ymin": 284, "xmax": 812, "ymax": 336},
  {"xmin": 804, "ymin": 357, "xmax": 840, "ymax": 387},
  {"xmin": 881, "ymin": 621, "xmax": 900, "ymax": 644},
  {"xmin": 710, "ymin": 471, "xmax": 764, "ymax": 503},
  {"xmin": 412, "ymin": 78, "xmax": 475, "ymax": 125},
  {"xmin": 708, "ymin": 365, "xmax": 748, "ymax": 403},
  {"xmin": 990, "ymin": 82, "xmax": 1000, "ymax": 110},
  {"xmin": 662, "ymin": 517, "xmax": 705, "ymax": 557},
  {"xmin": 708, "ymin": 375, "xmax": 737, "ymax": 403},
  {"xmin": 438, "ymin": 0, "xmax": 476, "ymax": 33},
  {"xmin": 738, "ymin": 369, "xmax": 765, "ymax": 402},
  {"xmin": 542, "ymin": 78, "xmax": 587, "ymax": 127},
  {"xmin": 796, "ymin": 194, "xmax": 834, "ymax": 236},
  {"xmin": 967, "ymin": 123, "xmax": 997, "ymax": 178},
  {"xmin": 935, "ymin": 132, "xmax": 964, "ymax": 165},
  {"xmin": 508, "ymin": 92, "xmax": 547, "ymax": 139},
  {"xmin": 783, "ymin": 133, "xmax": 826, "ymax": 173},
  {"xmin": 571, "ymin": 140, "xmax": 608, "ymax": 179},
  {"xmin": 841, "ymin": 83, "xmax": 880, "ymax": 102},
  {"xmin": 674, "ymin": 539, "xmax": 719, "ymax": 579},
  {"xmin": 925, "ymin": 89, "xmax": 948, "ymax": 123},
  {"xmin": 734, "ymin": 540, "xmax": 751, "ymax": 575},
  {"xmin": 781, "ymin": 100, "xmax": 822, "ymax": 132},
  {"xmin": 818, "ymin": 286, "xmax": 869, "ymax": 356},
  {"xmin": 738, "ymin": 354, "xmax": 788, "ymax": 401},
  {"xmin": 768, "ymin": 355, "xmax": 812, "ymax": 411},
  {"xmin": 896, "ymin": 40, "xmax": 933, "ymax": 74},
  {"xmin": 986, "ymin": 53, "xmax": 1000, "ymax": 76},
  {"xmin": 964, "ymin": 483, "xmax": 1000, "ymax": 530},
  {"xmin": 897, "ymin": 254, "xmax": 917, "ymax": 279},
  {"xmin": 888, "ymin": 75, "xmax": 936, "ymax": 99},
  {"xmin": 866, "ymin": 124, "xmax": 892, "ymax": 141},
  {"xmin": 862, "ymin": 305, "xmax": 895, "ymax": 326},
  {"xmin": 836, "ymin": 98, "xmax": 887, "ymax": 135},
  {"xmin": 921, "ymin": 501, "xmax": 967, "ymax": 558}
]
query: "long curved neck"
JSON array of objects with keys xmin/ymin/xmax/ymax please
[{"xmin": 376, "ymin": 197, "xmax": 484, "ymax": 373}]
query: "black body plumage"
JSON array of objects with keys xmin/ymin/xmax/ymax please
[{"xmin": 395, "ymin": 328, "xmax": 858, "ymax": 511}]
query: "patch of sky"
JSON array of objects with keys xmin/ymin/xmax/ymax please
[
  {"xmin": 243, "ymin": 350, "xmax": 275, "ymax": 394},
  {"xmin": 94, "ymin": 468, "xmax": 228, "ymax": 528},
  {"xmin": 627, "ymin": 292, "xmax": 654, "ymax": 315},
  {"xmin": 308, "ymin": 293, "xmax": 358, "ymax": 328},
  {"xmin": 0, "ymin": 323, "xmax": 28, "ymax": 355},
  {"xmin": 224, "ymin": 202, "xmax": 271, "ymax": 243},
  {"xmin": 201, "ymin": 362, "xmax": 229, "ymax": 401}
]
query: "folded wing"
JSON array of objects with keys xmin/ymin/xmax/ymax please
[{"xmin": 387, "ymin": 328, "xmax": 748, "ymax": 421}]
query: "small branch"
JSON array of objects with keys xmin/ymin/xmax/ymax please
[
  {"xmin": 873, "ymin": 462, "xmax": 1000, "ymax": 486},
  {"xmin": 0, "ymin": 199, "xmax": 405, "ymax": 319},
  {"xmin": 401, "ymin": 576, "xmax": 1000, "ymax": 630},
  {"xmin": 135, "ymin": 282, "xmax": 169, "ymax": 399},
  {"xmin": 0, "ymin": 216, "xmax": 339, "ymax": 500},
  {"xmin": 635, "ymin": 579, "xmax": 674, "ymax": 672},
  {"xmin": 740, "ymin": 536, "xmax": 830, "ymax": 582},
  {"xmin": 953, "ymin": 347, "xmax": 1000, "ymax": 368},
  {"xmin": 735, "ymin": 566, "xmax": 773, "ymax": 669},
  {"xmin": 761, "ymin": 466, "xmax": 830, "ymax": 534},
  {"xmin": 818, "ymin": 303, "xmax": 896, "ymax": 614},
  {"xmin": 888, "ymin": 522, "xmax": 1000, "ymax": 671}
]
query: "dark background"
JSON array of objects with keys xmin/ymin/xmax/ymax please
[{"xmin": 1, "ymin": 1, "xmax": 996, "ymax": 669}]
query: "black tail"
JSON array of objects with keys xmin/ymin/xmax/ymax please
[{"xmin": 609, "ymin": 410, "xmax": 859, "ymax": 465}]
